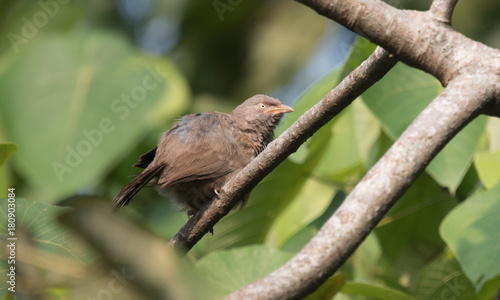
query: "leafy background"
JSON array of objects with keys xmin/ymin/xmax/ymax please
[{"xmin": 1, "ymin": 0, "xmax": 500, "ymax": 299}]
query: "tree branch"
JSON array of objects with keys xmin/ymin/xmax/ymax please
[
  {"xmin": 169, "ymin": 46, "xmax": 398, "ymax": 251},
  {"xmin": 430, "ymin": 0, "xmax": 458, "ymax": 24},
  {"xmin": 226, "ymin": 74, "xmax": 495, "ymax": 300},
  {"xmin": 295, "ymin": 0, "xmax": 500, "ymax": 87}
]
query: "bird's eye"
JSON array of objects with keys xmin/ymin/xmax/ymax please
[{"xmin": 259, "ymin": 103, "xmax": 266, "ymax": 110}]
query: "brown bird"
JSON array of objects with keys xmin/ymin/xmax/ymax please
[{"xmin": 111, "ymin": 94, "xmax": 293, "ymax": 215}]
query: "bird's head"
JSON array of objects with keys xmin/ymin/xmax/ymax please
[{"xmin": 231, "ymin": 94, "xmax": 294, "ymax": 128}]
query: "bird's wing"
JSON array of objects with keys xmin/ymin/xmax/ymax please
[{"xmin": 154, "ymin": 113, "xmax": 246, "ymax": 187}]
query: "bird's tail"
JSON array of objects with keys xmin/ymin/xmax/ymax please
[{"xmin": 111, "ymin": 165, "xmax": 164, "ymax": 211}]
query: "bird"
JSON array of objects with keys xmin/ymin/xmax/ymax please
[{"xmin": 111, "ymin": 94, "xmax": 294, "ymax": 216}]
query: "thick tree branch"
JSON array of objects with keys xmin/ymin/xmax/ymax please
[
  {"xmin": 227, "ymin": 75, "xmax": 496, "ymax": 300},
  {"xmin": 296, "ymin": 0, "xmax": 500, "ymax": 87},
  {"xmin": 169, "ymin": 47, "xmax": 398, "ymax": 251}
]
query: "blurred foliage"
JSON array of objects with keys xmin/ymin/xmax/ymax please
[{"xmin": 0, "ymin": 0, "xmax": 500, "ymax": 299}]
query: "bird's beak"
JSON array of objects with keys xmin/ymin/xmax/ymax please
[{"xmin": 267, "ymin": 104, "xmax": 294, "ymax": 115}]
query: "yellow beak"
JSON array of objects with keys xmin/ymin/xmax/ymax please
[{"xmin": 267, "ymin": 104, "xmax": 294, "ymax": 115}]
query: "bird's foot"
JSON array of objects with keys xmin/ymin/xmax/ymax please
[{"xmin": 214, "ymin": 188, "xmax": 220, "ymax": 198}]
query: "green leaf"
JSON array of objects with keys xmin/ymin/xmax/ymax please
[
  {"xmin": 0, "ymin": 198, "xmax": 92, "ymax": 262},
  {"xmin": 427, "ymin": 116, "xmax": 487, "ymax": 192},
  {"xmin": 415, "ymin": 250, "xmax": 500, "ymax": 300},
  {"xmin": 0, "ymin": 31, "xmax": 189, "ymax": 202},
  {"xmin": 375, "ymin": 174, "xmax": 456, "ymax": 261},
  {"xmin": 361, "ymin": 63, "xmax": 486, "ymax": 192},
  {"xmin": 195, "ymin": 245, "xmax": 294, "ymax": 299},
  {"xmin": 486, "ymin": 117, "xmax": 500, "ymax": 152},
  {"xmin": 339, "ymin": 38, "xmax": 377, "ymax": 78},
  {"xmin": 280, "ymin": 191, "xmax": 346, "ymax": 253},
  {"xmin": 350, "ymin": 233, "xmax": 383, "ymax": 282},
  {"xmin": 304, "ymin": 273, "xmax": 345, "ymax": 300},
  {"xmin": 265, "ymin": 176, "xmax": 336, "ymax": 248},
  {"xmin": 311, "ymin": 101, "xmax": 381, "ymax": 182},
  {"xmin": 361, "ymin": 63, "xmax": 441, "ymax": 140},
  {"xmin": 440, "ymin": 184, "xmax": 500, "ymax": 292},
  {"xmin": 341, "ymin": 282, "xmax": 415, "ymax": 300},
  {"xmin": 414, "ymin": 251, "xmax": 475, "ymax": 299},
  {"xmin": 0, "ymin": 143, "xmax": 16, "ymax": 166},
  {"xmin": 0, "ymin": 198, "xmax": 92, "ymax": 297},
  {"xmin": 475, "ymin": 148, "xmax": 500, "ymax": 188}
]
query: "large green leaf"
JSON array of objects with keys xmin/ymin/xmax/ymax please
[
  {"xmin": 375, "ymin": 174, "xmax": 456, "ymax": 261},
  {"xmin": 304, "ymin": 274, "xmax": 345, "ymax": 300},
  {"xmin": 474, "ymin": 148, "xmax": 500, "ymax": 188},
  {"xmin": 0, "ymin": 198, "xmax": 92, "ymax": 297},
  {"xmin": 414, "ymin": 251, "xmax": 474, "ymax": 299},
  {"xmin": 414, "ymin": 250, "xmax": 500, "ymax": 300},
  {"xmin": 361, "ymin": 63, "xmax": 486, "ymax": 192},
  {"xmin": 349, "ymin": 233, "xmax": 383, "ymax": 282},
  {"xmin": 0, "ymin": 31, "xmax": 189, "ymax": 202},
  {"xmin": 265, "ymin": 176, "xmax": 336, "ymax": 248},
  {"xmin": 311, "ymin": 101, "xmax": 381, "ymax": 182},
  {"xmin": 427, "ymin": 116, "xmax": 487, "ymax": 191},
  {"xmin": 195, "ymin": 245, "xmax": 294, "ymax": 299},
  {"xmin": 341, "ymin": 282, "xmax": 415, "ymax": 300},
  {"xmin": 440, "ymin": 184, "xmax": 500, "ymax": 292},
  {"xmin": 486, "ymin": 117, "xmax": 500, "ymax": 152}
]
